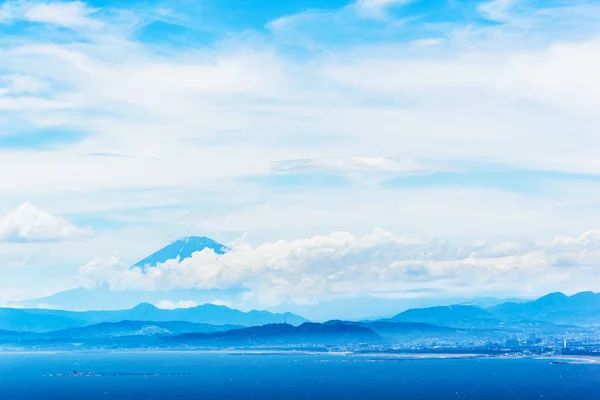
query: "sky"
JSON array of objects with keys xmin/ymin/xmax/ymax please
[{"xmin": 2, "ymin": 0, "xmax": 600, "ymax": 313}]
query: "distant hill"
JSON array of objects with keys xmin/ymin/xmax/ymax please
[
  {"xmin": 162, "ymin": 322, "xmax": 380, "ymax": 346},
  {"xmin": 0, "ymin": 321, "xmax": 380, "ymax": 350},
  {"xmin": 42, "ymin": 320, "xmax": 244, "ymax": 339},
  {"xmin": 0, "ymin": 308, "xmax": 87, "ymax": 332},
  {"xmin": 0, "ymin": 329, "xmax": 36, "ymax": 341},
  {"xmin": 135, "ymin": 236, "xmax": 229, "ymax": 269},
  {"xmin": 380, "ymin": 292, "xmax": 600, "ymax": 330},
  {"xmin": 12, "ymin": 288, "xmax": 600, "ymax": 336},
  {"xmin": 353, "ymin": 320, "xmax": 457, "ymax": 335},
  {"xmin": 4, "ymin": 291, "xmax": 600, "ymax": 350},
  {"xmin": 20, "ymin": 285, "xmax": 244, "ymax": 312},
  {"xmin": 386, "ymin": 305, "xmax": 500, "ymax": 328},
  {"xmin": 0, "ymin": 303, "xmax": 308, "ymax": 333},
  {"xmin": 489, "ymin": 291, "xmax": 600, "ymax": 325}
]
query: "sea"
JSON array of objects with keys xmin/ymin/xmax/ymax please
[{"xmin": 0, "ymin": 352, "xmax": 599, "ymax": 399}]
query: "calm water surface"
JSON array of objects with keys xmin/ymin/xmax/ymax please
[{"xmin": 0, "ymin": 352, "xmax": 598, "ymax": 399}]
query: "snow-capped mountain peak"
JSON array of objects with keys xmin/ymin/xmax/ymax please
[{"xmin": 134, "ymin": 236, "xmax": 229, "ymax": 269}]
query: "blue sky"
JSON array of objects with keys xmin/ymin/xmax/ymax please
[{"xmin": 1, "ymin": 0, "xmax": 600, "ymax": 311}]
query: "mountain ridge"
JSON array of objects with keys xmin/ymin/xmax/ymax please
[
  {"xmin": 0, "ymin": 303, "xmax": 308, "ymax": 332},
  {"xmin": 489, "ymin": 291, "xmax": 600, "ymax": 325},
  {"xmin": 386, "ymin": 305, "xmax": 500, "ymax": 328},
  {"xmin": 378, "ymin": 291, "xmax": 600, "ymax": 328},
  {"xmin": 161, "ymin": 322, "xmax": 381, "ymax": 346}
]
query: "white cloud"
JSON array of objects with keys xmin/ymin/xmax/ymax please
[
  {"xmin": 272, "ymin": 155, "xmax": 449, "ymax": 175},
  {"xmin": 25, "ymin": 1, "xmax": 102, "ymax": 29},
  {"xmin": 154, "ymin": 300, "xmax": 198, "ymax": 310},
  {"xmin": 267, "ymin": 0, "xmax": 413, "ymax": 31},
  {"xmin": 0, "ymin": 0, "xmax": 600, "ymax": 277},
  {"xmin": 0, "ymin": 75, "xmax": 50, "ymax": 95},
  {"xmin": 478, "ymin": 0, "xmax": 515, "ymax": 22},
  {"xmin": 0, "ymin": 202, "xmax": 93, "ymax": 242},
  {"xmin": 409, "ymin": 38, "xmax": 446, "ymax": 48},
  {"xmin": 208, "ymin": 299, "xmax": 233, "ymax": 307},
  {"xmin": 267, "ymin": 9, "xmax": 331, "ymax": 33},
  {"xmin": 77, "ymin": 229, "xmax": 600, "ymax": 307},
  {"xmin": 0, "ymin": 96, "xmax": 71, "ymax": 111},
  {"xmin": 0, "ymin": 1, "xmax": 102, "ymax": 29},
  {"xmin": 153, "ymin": 299, "xmax": 231, "ymax": 309},
  {"xmin": 354, "ymin": 0, "xmax": 414, "ymax": 18},
  {"xmin": 0, "ymin": 1, "xmax": 16, "ymax": 22}
]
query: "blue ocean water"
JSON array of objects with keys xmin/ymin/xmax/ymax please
[{"xmin": 0, "ymin": 353, "xmax": 599, "ymax": 399}]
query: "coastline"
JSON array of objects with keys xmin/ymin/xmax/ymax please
[{"xmin": 1, "ymin": 348, "xmax": 599, "ymax": 364}]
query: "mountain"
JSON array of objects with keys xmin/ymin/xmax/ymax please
[
  {"xmin": 270, "ymin": 295, "xmax": 523, "ymax": 322},
  {"xmin": 162, "ymin": 322, "xmax": 380, "ymax": 346},
  {"xmin": 0, "ymin": 321, "xmax": 379, "ymax": 350},
  {"xmin": 92, "ymin": 303, "xmax": 308, "ymax": 326},
  {"xmin": 319, "ymin": 320, "xmax": 461, "ymax": 342},
  {"xmin": 387, "ymin": 305, "xmax": 500, "ymax": 328},
  {"xmin": 20, "ymin": 285, "xmax": 244, "ymax": 312},
  {"xmin": 19, "ymin": 236, "xmax": 238, "ymax": 311},
  {"xmin": 0, "ymin": 320, "xmax": 243, "ymax": 347},
  {"xmin": 42, "ymin": 320, "xmax": 243, "ymax": 339},
  {"xmin": 0, "ymin": 308, "xmax": 87, "ymax": 332},
  {"xmin": 489, "ymin": 291, "xmax": 600, "ymax": 325},
  {"xmin": 0, "ymin": 303, "xmax": 308, "ymax": 333},
  {"xmin": 384, "ymin": 292, "xmax": 600, "ymax": 330},
  {"xmin": 353, "ymin": 321, "xmax": 457, "ymax": 336},
  {"xmin": 134, "ymin": 236, "xmax": 229, "ymax": 269}
]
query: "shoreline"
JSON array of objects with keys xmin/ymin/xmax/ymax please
[{"xmin": 0, "ymin": 349, "xmax": 599, "ymax": 363}]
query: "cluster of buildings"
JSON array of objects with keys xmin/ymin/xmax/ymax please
[{"xmin": 275, "ymin": 331, "xmax": 600, "ymax": 357}]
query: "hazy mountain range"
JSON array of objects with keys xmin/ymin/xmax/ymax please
[
  {"xmin": 18, "ymin": 236, "xmax": 528, "ymax": 320},
  {"xmin": 382, "ymin": 292, "xmax": 600, "ymax": 331},
  {"xmin": 3, "ymin": 235, "xmax": 600, "ymax": 350},
  {"xmin": 161, "ymin": 322, "xmax": 382, "ymax": 346},
  {"xmin": 0, "ymin": 302, "xmax": 306, "ymax": 333},
  {"xmin": 1, "ymin": 291, "xmax": 599, "ymax": 350}
]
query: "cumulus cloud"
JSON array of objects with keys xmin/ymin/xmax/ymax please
[
  {"xmin": 0, "ymin": 202, "xmax": 93, "ymax": 242},
  {"xmin": 77, "ymin": 229, "xmax": 600, "ymax": 307}
]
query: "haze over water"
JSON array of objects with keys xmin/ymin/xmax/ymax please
[{"xmin": 1, "ymin": 353, "xmax": 599, "ymax": 400}]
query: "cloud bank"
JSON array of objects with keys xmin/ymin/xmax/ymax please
[{"xmin": 78, "ymin": 229, "xmax": 600, "ymax": 307}]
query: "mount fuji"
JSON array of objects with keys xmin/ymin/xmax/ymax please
[
  {"xmin": 134, "ymin": 236, "xmax": 229, "ymax": 269},
  {"xmin": 20, "ymin": 236, "xmax": 242, "ymax": 311}
]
